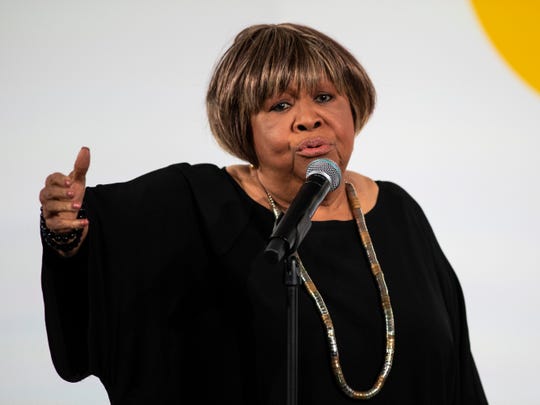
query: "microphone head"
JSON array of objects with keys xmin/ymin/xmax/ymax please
[{"xmin": 306, "ymin": 158, "xmax": 342, "ymax": 191}]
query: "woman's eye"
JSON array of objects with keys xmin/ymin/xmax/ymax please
[
  {"xmin": 315, "ymin": 93, "xmax": 333, "ymax": 103},
  {"xmin": 270, "ymin": 102, "xmax": 291, "ymax": 112}
]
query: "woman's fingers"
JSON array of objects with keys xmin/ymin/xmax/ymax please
[
  {"xmin": 40, "ymin": 147, "xmax": 91, "ymax": 231},
  {"xmin": 39, "ymin": 183, "xmax": 73, "ymax": 204},
  {"xmin": 44, "ymin": 213, "xmax": 88, "ymax": 233},
  {"xmin": 70, "ymin": 146, "xmax": 90, "ymax": 183},
  {"xmin": 41, "ymin": 199, "xmax": 82, "ymax": 216},
  {"xmin": 45, "ymin": 172, "xmax": 71, "ymax": 188}
]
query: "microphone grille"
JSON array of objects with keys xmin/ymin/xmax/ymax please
[{"xmin": 306, "ymin": 158, "xmax": 342, "ymax": 191}]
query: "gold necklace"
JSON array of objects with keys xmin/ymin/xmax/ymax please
[{"xmin": 264, "ymin": 181, "xmax": 395, "ymax": 399}]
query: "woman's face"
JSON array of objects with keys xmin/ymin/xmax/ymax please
[{"xmin": 251, "ymin": 80, "xmax": 356, "ymax": 183}]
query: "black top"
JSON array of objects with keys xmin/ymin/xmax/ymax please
[{"xmin": 41, "ymin": 163, "xmax": 488, "ymax": 404}]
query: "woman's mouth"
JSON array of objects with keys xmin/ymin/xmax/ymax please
[{"xmin": 296, "ymin": 138, "xmax": 333, "ymax": 157}]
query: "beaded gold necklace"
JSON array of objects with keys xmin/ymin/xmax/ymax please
[{"xmin": 263, "ymin": 181, "xmax": 395, "ymax": 399}]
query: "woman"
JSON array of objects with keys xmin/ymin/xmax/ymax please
[{"xmin": 39, "ymin": 23, "xmax": 488, "ymax": 404}]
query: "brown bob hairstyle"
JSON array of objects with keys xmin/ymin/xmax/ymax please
[{"xmin": 206, "ymin": 23, "xmax": 376, "ymax": 167}]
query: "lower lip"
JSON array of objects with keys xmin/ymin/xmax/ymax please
[{"xmin": 296, "ymin": 144, "xmax": 333, "ymax": 158}]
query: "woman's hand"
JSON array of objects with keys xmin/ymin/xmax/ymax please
[{"xmin": 39, "ymin": 147, "xmax": 90, "ymax": 256}]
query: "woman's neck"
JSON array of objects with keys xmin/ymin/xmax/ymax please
[
  {"xmin": 253, "ymin": 166, "xmax": 355, "ymax": 221},
  {"xmin": 226, "ymin": 164, "xmax": 379, "ymax": 221}
]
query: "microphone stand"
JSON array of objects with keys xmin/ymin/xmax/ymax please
[
  {"xmin": 266, "ymin": 232, "xmax": 304, "ymax": 405},
  {"xmin": 284, "ymin": 253, "xmax": 300, "ymax": 405},
  {"xmin": 263, "ymin": 159, "xmax": 342, "ymax": 404}
]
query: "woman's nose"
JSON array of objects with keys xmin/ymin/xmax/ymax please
[
  {"xmin": 294, "ymin": 103, "xmax": 322, "ymax": 131},
  {"xmin": 296, "ymin": 120, "xmax": 321, "ymax": 131}
]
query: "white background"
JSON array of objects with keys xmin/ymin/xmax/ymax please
[{"xmin": 1, "ymin": 0, "xmax": 539, "ymax": 404}]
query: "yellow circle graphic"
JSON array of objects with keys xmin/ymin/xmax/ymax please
[{"xmin": 470, "ymin": 0, "xmax": 540, "ymax": 94}]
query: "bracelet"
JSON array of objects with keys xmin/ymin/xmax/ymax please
[{"xmin": 40, "ymin": 207, "xmax": 86, "ymax": 252}]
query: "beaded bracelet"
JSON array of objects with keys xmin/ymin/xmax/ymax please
[{"xmin": 40, "ymin": 207, "xmax": 86, "ymax": 252}]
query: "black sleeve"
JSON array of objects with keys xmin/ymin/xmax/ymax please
[
  {"xmin": 427, "ymin": 228, "xmax": 488, "ymax": 404},
  {"xmin": 446, "ymin": 263, "xmax": 488, "ymax": 403},
  {"xmin": 41, "ymin": 240, "xmax": 91, "ymax": 382},
  {"xmin": 40, "ymin": 163, "xmax": 212, "ymax": 395},
  {"xmin": 405, "ymin": 184, "xmax": 489, "ymax": 404},
  {"xmin": 40, "ymin": 163, "xmax": 251, "ymax": 403}
]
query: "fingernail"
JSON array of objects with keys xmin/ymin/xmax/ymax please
[
  {"xmin": 72, "ymin": 202, "xmax": 81, "ymax": 209},
  {"xmin": 65, "ymin": 179, "xmax": 72, "ymax": 186},
  {"xmin": 67, "ymin": 190, "xmax": 74, "ymax": 198}
]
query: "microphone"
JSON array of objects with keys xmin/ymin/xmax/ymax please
[{"xmin": 263, "ymin": 158, "xmax": 342, "ymax": 264}]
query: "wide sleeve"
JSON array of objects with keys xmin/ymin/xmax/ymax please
[
  {"xmin": 406, "ymin": 187, "xmax": 489, "ymax": 404},
  {"xmin": 41, "ymin": 240, "xmax": 91, "ymax": 382},
  {"xmin": 40, "ymin": 163, "xmax": 212, "ymax": 392},
  {"xmin": 444, "ymin": 260, "xmax": 488, "ymax": 404},
  {"xmin": 40, "ymin": 163, "xmax": 253, "ymax": 402}
]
